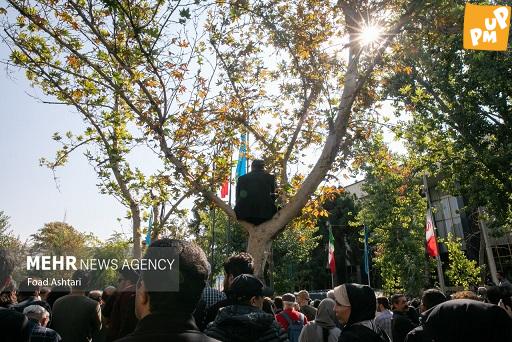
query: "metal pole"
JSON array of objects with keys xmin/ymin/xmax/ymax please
[
  {"xmin": 422, "ymin": 174, "xmax": 446, "ymax": 293},
  {"xmin": 478, "ymin": 207, "xmax": 499, "ymax": 284}
]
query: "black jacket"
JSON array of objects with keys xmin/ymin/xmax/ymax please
[
  {"xmin": 204, "ymin": 305, "xmax": 287, "ymax": 342},
  {"xmin": 420, "ymin": 299, "xmax": 512, "ymax": 342},
  {"xmin": 391, "ymin": 311, "xmax": 417, "ymax": 342},
  {"xmin": 114, "ymin": 312, "xmax": 218, "ymax": 342},
  {"xmin": 338, "ymin": 284, "xmax": 389, "ymax": 342},
  {"xmin": 235, "ymin": 170, "xmax": 277, "ymax": 224},
  {"xmin": 0, "ymin": 307, "xmax": 32, "ymax": 342}
]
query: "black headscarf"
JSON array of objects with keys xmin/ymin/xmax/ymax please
[{"xmin": 345, "ymin": 283, "xmax": 376, "ymax": 326}]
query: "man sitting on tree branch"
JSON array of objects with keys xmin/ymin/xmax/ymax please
[{"xmin": 235, "ymin": 160, "xmax": 277, "ymax": 225}]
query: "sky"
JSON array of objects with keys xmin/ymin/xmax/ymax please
[
  {"xmin": 0, "ymin": 14, "xmax": 405, "ymax": 245},
  {"xmin": 0, "ymin": 43, "xmax": 130, "ymax": 242}
]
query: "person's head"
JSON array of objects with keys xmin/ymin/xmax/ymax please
[
  {"xmin": 486, "ymin": 286, "xmax": 502, "ymax": 305},
  {"xmin": 101, "ymin": 285, "xmax": 116, "ymax": 304},
  {"xmin": 228, "ymin": 274, "xmax": 273, "ymax": 309},
  {"xmin": 251, "ymin": 159, "xmax": 265, "ymax": 171},
  {"xmin": 88, "ymin": 290, "xmax": 102, "ymax": 302},
  {"xmin": 23, "ymin": 305, "xmax": 50, "ymax": 327},
  {"xmin": 376, "ymin": 296, "xmax": 390, "ymax": 312},
  {"xmin": 47, "ymin": 285, "xmax": 71, "ymax": 308},
  {"xmin": 71, "ymin": 270, "xmax": 91, "ymax": 292},
  {"xmin": 333, "ymin": 283, "xmax": 376, "ymax": 326},
  {"xmin": 118, "ymin": 267, "xmax": 139, "ymax": 290},
  {"xmin": 326, "ymin": 289, "xmax": 335, "ymax": 300},
  {"xmin": 451, "ymin": 291, "xmax": 479, "ymax": 301},
  {"xmin": 0, "ymin": 281, "xmax": 17, "ymax": 307},
  {"xmin": 421, "ymin": 289, "xmax": 446, "ymax": 312},
  {"xmin": 391, "ymin": 293, "xmax": 408, "ymax": 312},
  {"xmin": 17, "ymin": 278, "xmax": 40, "ymax": 301},
  {"xmin": 222, "ymin": 252, "xmax": 254, "ymax": 290},
  {"xmin": 262, "ymin": 297, "xmax": 275, "ymax": 314},
  {"xmin": 313, "ymin": 299, "xmax": 321, "ymax": 308},
  {"xmin": 497, "ymin": 271, "xmax": 505, "ymax": 281},
  {"xmin": 0, "ymin": 248, "xmax": 15, "ymax": 292},
  {"xmin": 282, "ymin": 293, "xmax": 296, "ymax": 310},
  {"xmin": 135, "ymin": 239, "xmax": 209, "ymax": 320},
  {"xmin": 39, "ymin": 287, "xmax": 51, "ymax": 301},
  {"xmin": 315, "ymin": 298, "xmax": 338, "ymax": 327},
  {"xmin": 296, "ymin": 290, "xmax": 310, "ymax": 306},
  {"xmin": 274, "ymin": 296, "xmax": 283, "ymax": 310}
]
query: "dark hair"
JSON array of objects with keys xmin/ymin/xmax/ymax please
[
  {"xmin": 252, "ymin": 159, "xmax": 265, "ymax": 170},
  {"xmin": 391, "ymin": 293, "xmax": 405, "ymax": 305},
  {"xmin": 487, "ymin": 286, "xmax": 506, "ymax": 305},
  {"xmin": 223, "ymin": 252, "xmax": 254, "ymax": 277},
  {"xmin": 262, "ymin": 297, "xmax": 275, "ymax": 314},
  {"xmin": 0, "ymin": 248, "xmax": 15, "ymax": 290},
  {"xmin": 274, "ymin": 296, "xmax": 283, "ymax": 310},
  {"xmin": 377, "ymin": 296, "xmax": 390, "ymax": 310},
  {"xmin": 422, "ymin": 289, "xmax": 446, "ymax": 310},
  {"xmin": 18, "ymin": 277, "xmax": 41, "ymax": 298},
  {"xmin": 313, "ymin": 299, "xmax": 321, "ymax": 308},
  {"xmin": 72, "ymin": 270, "xmax": 91, "ymax": 290},
  {"xmin": 119, "ymin": 267, "xmax": 139, "ymax": 284},
  {"xmin": 47, "ymin": 285, "xmax": 71, "ymax": 309},
  {"xmin": 143, "ymin": 239, "xmax": 209, "ymax": 315}
]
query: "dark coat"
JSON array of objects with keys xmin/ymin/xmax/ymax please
[
  {"xmin": 420, "ymin": 299, "xmax": 512, "ymax": 342},
  {"xmin": 114, "ymin": 312, "xmax": 218, "ymax": 342},
  {"xmin": 235, "ymin": 170, "xmax": 277, "ymax": 225},
  {"xmin": 204, "ymin": 305, "xmax": 287, "ymax": 342},
  {"xmin": 391, "ymin": 311, "xmax": 417, "ymax": 342},
  {"xmin": 0, "ymin": 307, "xmax": 32, "ymax": 342}
]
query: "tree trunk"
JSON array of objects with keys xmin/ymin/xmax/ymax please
[
  {"xmin": 246, "ymin": 227, "xmax": 273, "ymax": 280},
  {"xmin": 131, "ymin": 205, "xmax": 142, "ymax": 259}
]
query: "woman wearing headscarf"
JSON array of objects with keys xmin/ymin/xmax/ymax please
[
  {"xmin": 298, "ymin": 298, "xmax": 341, "ymax": 342},
  {"xmin": 333, "ymin": 284, "xmax": 390, "ymax": 342}
]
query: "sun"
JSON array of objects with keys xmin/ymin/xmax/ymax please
[{"xmin": 359, "ymin": 24, "xmax": 383, "ymax": 46}]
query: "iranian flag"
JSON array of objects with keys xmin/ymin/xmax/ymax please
[
  {"xmin": 426, "ymin": 209, "xmax": 439, "ymax": 257},
  {"xmin": 328, "ymin": 226, "xmax": 336, "ymax": 273}
]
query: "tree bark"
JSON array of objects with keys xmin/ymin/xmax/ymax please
[{"xmin": 131, "ymin": 204, "xmax": 142, "ymax": 259}]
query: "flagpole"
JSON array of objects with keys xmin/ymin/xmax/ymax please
[
  {"xmin": 422, "ymin": 174, "xmax": 446, "ymax": 293},
  {"xmin": 364, "ymin": 225, "xmax": 371, "ymax": 287}
]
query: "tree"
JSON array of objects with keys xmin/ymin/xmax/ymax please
[
  {"xmin": 3, "ymin": 0, "xmax": 428, "ymax": 278},
  {"xmin": 384, "ymin": 0, "xmax": 512, "ymax": 231},
  {"xmin": 442, "ymin": 233, "xmax": 481, "ymax": 290},
  {"xmin": 321, "ymin": 191, "xmax": 361, "ymax": 285},
  {"xmin": 90, "ymin": 232, "xmax": 132, "ymax": 289},
  {"xmin": 355, "ymin": 135, "xmax": 427, "ymax": 295}
]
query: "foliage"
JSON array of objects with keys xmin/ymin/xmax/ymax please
[
  {"xmin": 2, "ymin": 0, "xmax": 430, "ymax": 276},
  {"xmin": 0, "ymin": 211, "xmax": 29, "ymax": 282},
  {"xmin": 89, "ymin": 232, "xmax": 132, "ymax": 290},
  {"xmin": 191, "ymin": 206, "xmax": 247, "ymax": 282},
  {"xmin": 28, "ymin": 221, "xmax": 97, "ymax": 280},
  {"xmin": 384, "ymin": 0, "xmax": 512, "ymax": 232},
  {"xmin": 321, "ymin": 190, "xmax": 361, "ymax": 285},
  {"xmin": 442, "ymin": 233, "xmax": 481, "ymax": 290},
  {"xmin": 355, "ymin": 135, "xmax": 427, "ymax": 295}
]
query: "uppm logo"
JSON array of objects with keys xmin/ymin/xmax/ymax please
[{"xmin": 463, "ymin": 4, "xmax": 511, "ymax": 51}]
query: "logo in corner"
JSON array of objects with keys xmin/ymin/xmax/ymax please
[{"xmin": 463, "ymin": 4, "xmax": 510, "ymax": 51}]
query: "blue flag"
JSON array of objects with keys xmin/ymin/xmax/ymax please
[
  {"xmin": 145, "ymin": 209, "xmax": 153, "ymax": 246},
  {"xmin": 235, "ymin": 133, "xmax": 247, "ymax": 179},
  {"xmin": 363, "ymin": 225, "xmax": 370, "ymax": 275}
]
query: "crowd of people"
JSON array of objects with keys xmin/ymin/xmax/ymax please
[{"xmin": 1, "ymin": 242, "xmax": 512, "ymax": 342}]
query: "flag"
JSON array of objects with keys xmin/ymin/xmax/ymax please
[
  {"xmin": 426, "ymin": 208, "xmax": 439, "ymax": 257},
  {"xmin": 220, "ymin": 178, "xmax": 229, "ymax": 199},
  {"xmin": 328, "ymin": 225, "xmax": 336, "ymax": 274},
  {"xmin": 363, "ymin": 225, "xmax": 370, "ymax": 275},
  {"xmin": 145, "ymin": 209, "xmax": 153, "ymax": 246},
  {"xmin": 235, "ymin": 133, "xmax": 247, "ymax": 179}
]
